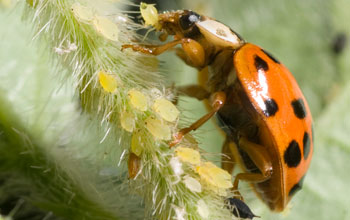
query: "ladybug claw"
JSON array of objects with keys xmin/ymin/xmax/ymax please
[
  {"xmin": 121, "ymin": 44, "xmax": 132, "ymax": 51},
  {"xmin": 227, "ymin": 197, "xmax": 259, "ymax": 219},
  {"xmin": 231, "ymin": 188, "xmax": 244, "ymax": 201},
  {"xmin": 169, "ymin": 132, "xmax": 184, "ymax": 148}
]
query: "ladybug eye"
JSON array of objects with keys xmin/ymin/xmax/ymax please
[{"xmin": 179, "ymin": 11, "xmax": 200, "ymax": 30}]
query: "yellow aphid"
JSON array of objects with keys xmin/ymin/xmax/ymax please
[
  {"xmin": 152, "ymin": 98, "xmax": 180, "ymax": 122},
  {"xmin": 131, "ymin": 130, "xmax": 144, "ymax": 156},
  {"xmin": 26, "ymin": 0, "xmax": 34, "ymax": 7},
  {"xmin": 92, "ymin": 16, "xmax": 119, "ymax": 41},
  {"xmin": 120, "ymin": 111, "xmax": 135, "ymax": 132},
  {"xmin": 140, "ymin": 2, "xmax": 159, "ymax": 27},
  {"xmin": 71, "ymin": 3, "xmax": 94, "ymax": 22},
  {"xmin": 145, "ymin": 117, "xmax": 171, "ymax": 140},
  {"xmin": 98, "ymin": 71, "xmax": 118, "ymax": 93},
  {"xmin": 128, "ymin": 89, "xmax": 148, "ymax": 111},
  {"xmin": 1, "ymin": 0, "xmax": 12, "ymax": 8},
  {"xmin": 183, "ymin": 175, "xmax": 202, "ymax": 193},
  {"xmin": 175, "ymin": 147, "xmax": 201, "ymax": 165},
  {"xmin": 196, "ymin": 162, "xmax": 233, "ymax": 189},
  {"xmin": 197, "ymin": 199, "xmax": 209, "ymax": 219}
]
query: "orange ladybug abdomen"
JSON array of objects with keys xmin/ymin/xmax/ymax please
[{"xmin": 233, "ymin": 43, "xmax": 314, "ymax": 211}]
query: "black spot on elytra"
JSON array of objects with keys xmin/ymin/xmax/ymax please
[
  {"xmin": 291, "ymin": 99, "xmax": 307, "ymax": 119},
  {"xmin": 254, "ymin": 55, "xmax": 269, "ymax": 71},
  {"xmin": 227, "ymin": 198, "xmax": 258, "ymax": 219},
  {"xmin": 303, "ymin": 132, "xmax": 311, "ymax": 160},
  {"xmin": 263, "ymin": 98, "xmax": 278, "ymax": 117},
  {"xmin": 261, "ymin": 49, "xmax": 280, "ymax": 64},
  {"xmin": 289, "ymin": 176, "xmax": 305, "ymax": 197},
  {"xmin": 284, "ymin": 140, "xmax": 301, "ymax": 168}
]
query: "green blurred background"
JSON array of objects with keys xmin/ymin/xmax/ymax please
[
  {"xmin": 1, "ymin": 0, "xmax": 350, "ymax": 219},
  {"xmin": 145, "ymin": 0, "xmax": 350, "ymax": 219}
]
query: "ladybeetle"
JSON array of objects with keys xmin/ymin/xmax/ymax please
[{"xmin": 123, "ymin": 10, "xmax": 313, "ymax": 212}]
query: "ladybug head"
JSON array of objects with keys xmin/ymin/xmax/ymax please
[
  {"xmin": 178, "ymin": 11, "xmax": 201, "ymax": 31},
  {"xmin": 157, "ymin": 10, "xmax": 202, "ymax": 40}
]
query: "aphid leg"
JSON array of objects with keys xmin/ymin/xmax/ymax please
[
  {"xmin": 170, "ymin": 91, "xmax": 226, "ymax": 147},
  {"xmin": 222, "ymin": 137, "xmax": 236, "ymax": 175},
  {"xmin": 121, "ymin": 39, "xmax": 182, "ymax": 55},
  {"xmin": 230, "ymin": 137, "xmax": 272, "ymax": 196}
]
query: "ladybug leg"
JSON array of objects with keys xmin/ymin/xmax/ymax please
[
  {"xmin": 121, "ymin": 38, "xmax": 205, "ymax": 65},
  {"xmin": 175, "ymin": 48, "xmax": 194, "ymax": 67},
  {"xmin": 173, "ymin": 68, "xmax": 210, "ymax": 105},
  {"xmin": 128, "ymin": 152, "xmax": 141, "ymax": 179},
  {"xmin": 121, "ymin": 39, "xmax": 182, "ymax": 55},
  {"xmin": 222, "ymin": 136, "xmax": 236, "ymax": 174},
  {"xmin": 231, "ymin": 137, "xmax": 273, "ymax": 192},
  {"xmin": 170, "ymin": 83, "xmax": 209, "ymax": 106},
  {"xmin": 169, "ymin": 91, "xmax": 226, "ymax": 147},
  {"xmin": 177, "ymin": 84, "xmax": 210, "ymax": 101},
  {"xmin": 176, "ymin": 38, "xmax": 205, "ymax": 68}
]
